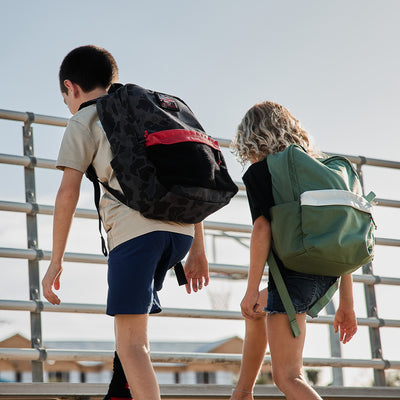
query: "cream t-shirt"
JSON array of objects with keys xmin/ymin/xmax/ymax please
[{"xmin": 56, "ymin": 104, "xmax": 194, "ymax": 251}]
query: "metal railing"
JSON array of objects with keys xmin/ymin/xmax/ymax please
[{"xmin": 1, "ymin": 109, "xmax": 400, "ymax": 389}]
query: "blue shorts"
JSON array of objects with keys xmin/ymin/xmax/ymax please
[
  {"xmin": 106, "ymin": 231, "xmax": 193, "ymax": 316},
  {"xmin": 266, "ymin": 271, "xmax": 338, "ymax": 316}
]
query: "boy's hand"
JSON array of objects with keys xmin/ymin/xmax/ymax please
[
  {"xmin": 183, "ymin": 251, "xmax": 209, "ymax": 294},
  {"xmin": 42, "ymin": 263, "xmax": 63, "ymax": 305},
  {"xmin": 334, "ymin": 305, "xmax": 357, "ymax": 344}
]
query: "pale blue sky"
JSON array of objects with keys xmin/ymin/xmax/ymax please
[
  {"xmin": 2, "ymin": 0, "xmax": 400, "ymax": 160},
  {"xmin": 1, "ymin": 0, "xmax": 400, "ymax": 386}
]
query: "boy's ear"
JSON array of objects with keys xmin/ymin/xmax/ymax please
[{"xmin": 63, "ymin": 80, "xmax": 80, "ymax": 98}]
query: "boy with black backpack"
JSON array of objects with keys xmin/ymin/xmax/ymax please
[{"xmin": 42, "ymin": 45, "xmax": 212, "ymax": 400}]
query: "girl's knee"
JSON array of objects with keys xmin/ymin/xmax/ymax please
[{"xmin": 272, "ymin": 368, "xmax": 305, "ymax": 393}]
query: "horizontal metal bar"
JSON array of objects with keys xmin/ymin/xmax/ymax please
[
  {"xmin": 208, "ymin": 263, "xmax": 249, "ymax": 275},
  {"xmin": 375, "ymin": 198, "xmax": 400, "ymax": 208},
  {"xmin": 0, "ymin": 149, "xmax": 396, "ymax": 173},
  {"xmin": 324, "ymin": 152, "xmax": 400, "ymax": 169},
  {"xmin": 203, "ymin": 221, "xmax": 252, "ymax": 233},
  {"xmin": 1, "ymin": 300, "xmax": 400, "ymax": 329},
  {"xmin": 2, "ymin": 197, "xmax": 399, "ymax": 252},
  {"xmin": 1, "ymin": 107, "xmax": 400, "ymax": 170},
  {"xmin": 0, "ymin": 153, "xmax": 56, "ymax": 169},
  {"xmin": 0, "ymin": 200, "xmax": 55, "ymax": 215},
  {"xmin": 2, "ymin": 245, "xmax": 400, "ymax": 284},
  {"xmin": 0, "ymin": 109, "xmax": 68, "ymax": 127},
  {"xmin": 352, "ymin": 274, "xmax": 400, "ymax": 286},
  {"xmin": 2, "ymin": 246, "xmax": 400, "ymax": 286},
  {"xmin": 218, "ymin": 138, "xmax": 400, "ymax": 169},
  {"xmin": 0, "ymin": 247, "xmax": 51, "ymax": 261},
  {"xmin": 1, "ymin": 382, "xmax": 400, "ymax": 399},
  {"xmin": 2, "ymin": 199, "xmax": 399, "ymax": 237},
  {"xmin": 3, "ymin": 241, "xmax": 400, "ymax": 274},
  {"xmin": 375, "ymin": 237, "xmax": 400, "ymax": 246},
  {"xmin": 0, "ymin": 348, "xmax": 399, "ymax": 370},
  {"xmin": 0, "ymin": 201, "xmax": 256, "ymax": 227}
]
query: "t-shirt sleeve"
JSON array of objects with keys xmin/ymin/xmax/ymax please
[
  {"xmin": 56, "ymin": 119, "xmax": 96, "ymax": 173},
  {"xmin": 242, "ymin": 159, "xmax": 274, "ymax": 223}
]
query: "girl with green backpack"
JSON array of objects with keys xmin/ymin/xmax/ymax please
[{"xmin": 230, "ymin": 101, "xmax": 358, "ymax": 400}]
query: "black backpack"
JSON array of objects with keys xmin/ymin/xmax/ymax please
[{"xmin": 85, "ymin": 83, "xmax": 238, "ymax": 258}]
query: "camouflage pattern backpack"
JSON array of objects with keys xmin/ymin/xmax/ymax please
[{"xmin": 85, "ymin": 83, "xmax": 238, "ymax": 256}]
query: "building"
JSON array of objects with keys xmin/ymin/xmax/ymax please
[{"xmin": 0, "ymin": 333, "xmax": 270, "ymax": 385}]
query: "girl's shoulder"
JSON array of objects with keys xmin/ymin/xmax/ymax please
[{"xmin": 243, "ymin": 158, "xmax": 270, "ymax": 181}]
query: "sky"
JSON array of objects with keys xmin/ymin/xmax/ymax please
[{"xmin": 1, "ymin": 0, "xmax": 400, "ymax": 387}]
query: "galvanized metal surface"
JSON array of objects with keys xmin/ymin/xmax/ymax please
[
  {"xmin": 22, "ymin": 117, "xmax": 44, "ymax": 383},
  {"xmin": 1, "ymin": 383, "xmax": 400, "ymax": 399},
  {"xmin": 1, "ymin": 299, "xmax": 400, "ymax": 330},
  {"xmin": 0, "ymin": 348, "xmax": 400, "ymax": 371}
]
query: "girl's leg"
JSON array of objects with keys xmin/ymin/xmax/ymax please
[
  {"xmin": 267, "ymin": 313, "xmax": 322, "ymax": 400},
  {"xmin": 232, "ymin": 289, "xmax": 268, "ymax": 400},
  {"xmin": 115, "ymin": 314, "xmax": 160, "ymax": 400}
]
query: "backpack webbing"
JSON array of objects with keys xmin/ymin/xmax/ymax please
[
  {"xmin": 86, "ymin": 164, "xmax": 188, "ymax": 287},
  {"xmin": 267, "ymin": 250, "xmax": 339, "ymax": 337}
]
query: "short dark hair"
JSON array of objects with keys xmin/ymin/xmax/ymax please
[{"xmin": 59, "ymin": 45, "xmax": 118, "ymax": 93}]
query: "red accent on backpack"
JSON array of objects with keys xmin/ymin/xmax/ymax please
[{"xmin": 145, "ymin": 129, "xmax": 220, "ymax": 151}]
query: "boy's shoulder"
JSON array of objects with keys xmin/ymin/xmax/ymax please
[
  {"xmin": 67, "ymin": 103, "xmax": 99, "ymax": 131},
  {"xmin": 72, "ymin": 103, "xmax": 98, "ymax": 122}
]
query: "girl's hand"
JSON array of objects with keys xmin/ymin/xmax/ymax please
[
  {"xmin": 241, "ymin": 290, "xmax": 262, "ymax": 320},
  {"xmin": 334, "ymin": 305, "xmax": 357, "ymax": 344}
]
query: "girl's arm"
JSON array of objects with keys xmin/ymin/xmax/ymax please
[
  {"xmin": 241, "ymin": 215, "xmax": 271, "ymax": 320},
  {"xmin": 334, "ymin": 273, "xmax": 358, "ymax": 343}
]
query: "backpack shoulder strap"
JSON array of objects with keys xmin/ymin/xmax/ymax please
[
  {"xmin": 173, "ymin": 262, "xmax": 188, "ymax": 286},
  {"xmin": 85, "ymin": 164, "xmax": 188, "ymax": 287},
  {"xmin": 267, "ymin": 250, "xmax": 300, "ymax": 337},
  {"xmin": 268, "ymin": 249, "xmax": 340, "ymax": 335},
  {"xmin": 85, "ymin": 164, "xmax": 108, "ymax": 257},
  {"xmin": 308, "ymin": 280, "xmax": 339, "ymax": 317}
]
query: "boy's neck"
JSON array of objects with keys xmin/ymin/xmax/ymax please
[
  {"xmin": 80, "ymin": 87, "xmax": 108, "ymax": 103},
  {"xmin": 76, "ymin": 87, "xmax": 108, "ymax": 112}
]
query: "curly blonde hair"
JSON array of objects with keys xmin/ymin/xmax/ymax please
[{"xmin": 231, "ymin": 101, "xmax": 320, "ymax": 165}]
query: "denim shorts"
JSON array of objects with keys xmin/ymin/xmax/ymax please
[
  {"xmin": 266, "ymin": 271, "xmax": 338, "ymax": 316},
  {"xmin": 106, "ymin": 231, "xmax": 193, "ymax": 316}
]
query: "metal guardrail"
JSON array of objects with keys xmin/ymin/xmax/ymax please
[
  {"xmin": 0, "ymin": 383, "xmax": 399, "ymax": 400},
  {"xmin": 1, "ymin": 299, "xmax": 400, "ymax": 329},
  {"xmin": 1, "ymin": 109, "xmax": 400, "ymax": 389},
  {"xmin": 0, "ymin": 348, "xmax": 400, "ymax": 370}
]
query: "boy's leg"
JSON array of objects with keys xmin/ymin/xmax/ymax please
[
  {"xmin": 115, "ymin": 314, "xmax": 160, "ymax": 400},
  {"xmin": 103, "ymin": 352, "xmax": 132, "ymax": 400},
  {"xmin": 267, "ymin": 313, "xmax": 322, "ymax": 400},
  {"xmin": 231, "ymin": 288, "xmax": 268, "ymax": 400}
]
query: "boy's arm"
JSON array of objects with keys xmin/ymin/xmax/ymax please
[
  {"xmin": 42, "ymin": 167, "xmax": 83, "ymax": 304},
  {"xmin": 184, "ymin": 222, "xmax": 209, "ymax": 294},
  {"xmin": 334, "ymin": 273, "xmax": 358, "ymax": 343},
  {"xmin": 241, "ymin": 215, "xmax": 271, "ymax": 320}
]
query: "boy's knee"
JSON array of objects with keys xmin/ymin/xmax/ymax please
[{"xmin": 116, "ymin": 342, "xmax": 150, "ymax": 359}]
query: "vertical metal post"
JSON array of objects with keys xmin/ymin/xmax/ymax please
[
  {"xmin": 326, "ymin": 301, "xmax": 343, "ymax": 386},
  {"xmin": 362, "ymin": 261, "xmax": 386, "ymax": 386},
  {"xmin": 212, "ymin": 235, "xmax": 217, "ymax": 263},
  {"xmin": 357, "ymin": 161, "xmax": 386, "ymax": 386},
  {"xmin": 23, "ymin": 113, "xmax": 44, "ymax": 382}
]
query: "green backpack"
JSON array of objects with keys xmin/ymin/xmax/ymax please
[{"xmin": 266, "ymin": 145, "xmax": 376, "ymax": 337}]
